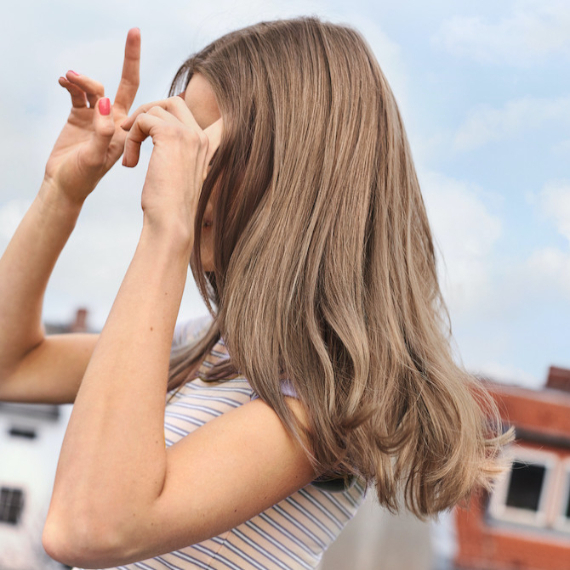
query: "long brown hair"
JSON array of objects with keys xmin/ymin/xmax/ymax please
[{"xmin": 167, "ymin": 16, "xmax": 515, "ymax": 519}]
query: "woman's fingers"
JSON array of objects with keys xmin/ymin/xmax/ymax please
[
  {"xmin": 64, "ymin": 71, "xmax": 105, "ymax": 108},
  {"xmin": 144, "ymin": 105, "xmax": 186, "ymax": 125},
  {"xmin": 58, "ymin": 76, "xmax": 88, "ymax": 108},
  {"xmin": 122, "ymin": 104, "xmax": 223, "ymax": 180},
  {"xmin": 123, "ymin": 107, "xmax": 200, "ymax": 168},
  {"xmin": 122, "ymin": 113, "xmax": 163, "ymax": 168},
  {"xmin": 122, "ymin": 109, "xmax": 223, "ymax": 176},
  {"xmin": 58, "ymin": 28, "xmax": 139, "ymax": 115},
  {"xmin": 121, "ymin": 96, "xmax": 201, "ymax": 132},
  {"xmin": 114, "ymin": 28, "xmax": 141, "ymax": 115},
  {"xmin": 81, "ymin": 98, "xmax": 116, "ymax": 168}
]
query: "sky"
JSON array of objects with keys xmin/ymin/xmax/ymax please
[{"xmin": 0, "ymin": 0, "xmax": 569, "ymax": 390}]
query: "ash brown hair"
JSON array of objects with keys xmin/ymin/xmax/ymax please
[{"xmin": 167, "ymin": 15, "xmax": 515, "ymax": 519}]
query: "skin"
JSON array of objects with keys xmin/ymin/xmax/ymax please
[
  {"xmin": 0, "ymin": 28, "xmax": 316, "ymax": 567},
  {"xmin": 183, "ymin": 73, "xmax": 221, "ymax": 272}
]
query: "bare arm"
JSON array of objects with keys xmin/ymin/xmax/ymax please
[
  {"xmin": 0, "ymin": 182, "xmax": 98, "ymax": 403},
  {"xmin": 41, "ymin": 101, "xmax": 318, "ymax": 568},
  {"xmin": 0, "ymin": 29, "xmax": 141, "ymax": 404}
]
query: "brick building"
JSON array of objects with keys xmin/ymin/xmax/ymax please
[{"xmin": 454, "ymin": 366, "xmax": 570, "ymax": 569}]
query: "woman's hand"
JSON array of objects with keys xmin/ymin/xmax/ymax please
[
  {"xmin": 121, "ymin": 96, "xmax": 223, "ymax": 241},
  {"xmin": 43, "ymin": 28, "xmax": 141, "ymax": 204}
]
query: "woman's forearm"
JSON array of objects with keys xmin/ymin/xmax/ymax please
[
  {"xmin": 46, "ymin": 222, "xmax": 191, "ymax": 539},
  {"xmin": 0, "ymin": 180, "xmax": 83, "ymax": 377}
]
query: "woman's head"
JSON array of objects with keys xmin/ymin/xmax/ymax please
[
  {"xmin": 170, "ymin": 16, "xmax": 400, "ymax": 308},
  {"xmin": 169, "ymin": 16, "xmax": 514, "ymax": 519}
]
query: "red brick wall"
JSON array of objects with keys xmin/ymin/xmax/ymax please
[{"xmin": 454, "ymin": 382, "xmax": 570, "ymax": 570}]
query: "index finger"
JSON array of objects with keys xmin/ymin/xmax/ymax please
[{"xmin": 114, "ymin": 28, "xmax": 141, "ymax": 114}]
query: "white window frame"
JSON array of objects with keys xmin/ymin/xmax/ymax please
[
  {"xmin": 553, "ymin": 457, "xmax": 570, "ymax": 533},
  {"xmin": 488, "ymin": 445, "xmax": 558, "ymax": 528}
]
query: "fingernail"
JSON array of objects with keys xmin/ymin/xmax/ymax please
[
  {"xmin": 99, "ymin": 97, "xmax": 111, "ymax": 116},
  {"xmin": 68, "ymin": 70, "xmax": 80, "ymax": 76}
]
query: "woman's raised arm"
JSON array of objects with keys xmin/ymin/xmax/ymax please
[
  {"xmin": 41, "ymin": 96, "xmax": 320, "ymax": 568},
  {"xmin": 0, "ymin": 29, "xmax": 141, "ymax": 404}
]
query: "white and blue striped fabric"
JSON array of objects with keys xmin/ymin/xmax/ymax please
[{"xmin": 75, "ymin": 317, "xmax": 367, "ymax": 570}]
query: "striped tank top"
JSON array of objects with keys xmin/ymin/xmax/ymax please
[{"xmin": 75, "ymin": 317, "xmax": 367, "ymax": 570}]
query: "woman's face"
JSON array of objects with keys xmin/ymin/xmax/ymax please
[{"xmin": 183, "ymin": 72, "xmax": 221, "ymax": 272}]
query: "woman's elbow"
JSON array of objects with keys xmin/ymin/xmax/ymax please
[{"xmin": 42, "ymin": 512, "xmax": 125, "ymax": 569}]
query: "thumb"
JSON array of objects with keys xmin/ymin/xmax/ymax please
[{"xmin": 86, "ymin": 97, "xmax": 115, "ymax": 166}]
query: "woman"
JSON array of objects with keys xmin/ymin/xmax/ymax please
[{"xmin": 0, "ymin": 16, "xmax": 514, "ymax": 569}]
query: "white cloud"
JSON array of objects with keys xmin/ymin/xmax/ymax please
[
  {"xmin": 416, "ymin": 171, "xmax": 551, "ymax": 389},
  {"xmin": 522, "ymin": 243, "xmax": 570, "ymax": 302},
  {"xmin": 525, "ymin": 247, "xmax": 570, "ymax": 295},
  {"xmin": 539, "ymin": 180, "xmax": 570, "ymax": 242},
  {"xmin": 432, "ymin": 0, "xmax": 570, "ymax": 66},
  {"xmin": 453, "ymin": 95, "xmax": 570, "ymax": 151},
  {"xmin": 419, "ymin": 171, "xmax": 502, "ymax": 317},
  {"xmin": 516, "ymin": 180, "xmax": 570, "ymax": 300}
]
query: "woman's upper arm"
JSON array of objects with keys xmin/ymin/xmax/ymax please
[
  {"xmin": 0, "ymin": 315, "xmax": 209, "ymax": 404},
  {"xmin": 0, "ymin": 333, "xmax": 99, "ymax": 404},
  {"xmin": 54, "ymin": 396, "xmax": 317, "ymax": 567}
]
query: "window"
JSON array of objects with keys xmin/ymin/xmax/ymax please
[
  {"xmin": 487, "ymin": 446, "xmax": 557, "ymax": 527},
  {"xmin": 505, "ymin": 460, "xmax": 545, "ymax": 512},
  {"xmin": 0, "ymin": 487, "xmax": 25, "ymax": 525}
]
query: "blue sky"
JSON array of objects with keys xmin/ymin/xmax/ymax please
[{"xmin": 0, "ymin": 0, "xmax": 568, "ymax": 389}]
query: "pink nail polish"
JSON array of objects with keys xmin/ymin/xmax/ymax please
[
  {"xmin": 68, "ymin": 70, "xmax": 80, "ymax": 76},
  {"xmin": 99, "ymin": 98, "xmax": 111, "ymax": 116}
]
